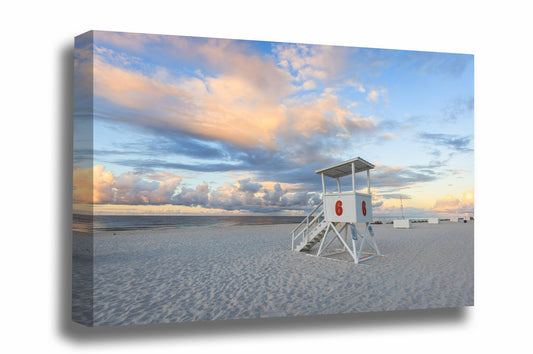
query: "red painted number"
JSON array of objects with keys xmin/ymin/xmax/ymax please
[
  {"xmin": 362, "ymin": 200, "xmax": 367, "ymax": 216},
  {"xmin": 335, "ymin": 200, "xmax": 343, "ymax": 216}
]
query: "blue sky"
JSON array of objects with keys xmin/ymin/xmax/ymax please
[{"xmin": 73, "ymin": 30, "xmax": 474, "ymax": 217}]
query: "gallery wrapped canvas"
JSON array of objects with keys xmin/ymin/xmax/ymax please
[{"xmin": 72, "ymin": 30, "xmax": 474, "ymax": 327}]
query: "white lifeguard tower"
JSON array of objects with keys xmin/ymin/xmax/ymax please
[{"xmin": 291, "ymin": 157, "xmax": 382, "ymax": 264}]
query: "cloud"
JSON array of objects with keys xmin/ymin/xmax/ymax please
[
  {"xmin": 302, "ymin": 80, "xmax": 317, "ymax": 90},
  {"xmin": 73, "ymin": 166, "xmax": 183, "ymax": 205},
  {"xmin": 208, "ymin": 179, "xmax": 320, "ymax": 212},
  {"xmin": 92, "ymin": 44, "xmax": 377, "ymax": 154},
  {"xmin": 237, "ymin": 178, "xmax": 262, "ymax": 194},
  {"xmin": 73, "ymin": 166, "xmax": 96, "ymax": 204},
  {"xmin": 93, "ymin": 46, "xmax": 379, "ymax": 149},
  {"xmin": 273, "ymin": 43, "xmax": 348, "ymax": 84},
  {"xmin": 108, "ymin": 135, "xmax": 298, "ymax": 179},
  {"xmin": 91, "ymin": 42, "xmax": 293, "ymax": 150},
  {"xmin": 372, "ymin": 200, "xmax": 384, "ymax": 208},
  {"xmin": 371, "ymin": 164, "xmax": 439, "ymax": 188},
  {"xmin": 94, "ymin": 31, "xmax": 163, "ymax": 52},
  {"xmin": 409, "ymin": 158, "xmax": 451, "ymax": 170},
  {"xmin": 89, "ymin": 44, "xmax": 379, "ymax": 186},
  {"xmin": 381, "ymin": 193, "xmax": 411, "ymax": 200},
  {"xmin": 366, "ymin": 87, "xmax": 387, "ymax": 104},
  {"xmin": 418, "ymin": 133, "xmax": 473, "ymax": 153},
  {"xmin": 380, "ymin": 133, "xmax": 396, "ymax": 140},
  {"xmin": 173, "ymin": 182, "xmax": 209, "ymax": 206},
  {"xmin": 73, "ymin": 166, "xmax": 321, "ymax": 213},
  {"xmin": 399, "ymin": 51, "xmax": 473, "ymax": 78},
  {"xmin": 432, "ymin": 190, "xmax": 474, "ymax": 214},
  {"xmin": 74, "ymin": 41, "xmax": 93, "ymax": 93},
  {"xmin": 366, "ymin": 90, "xmax": 379, "ymax": 103},
  {"xmin": 448, "ymin": 168, "xmax": 467, "ymax": 176},
  {"xmin": 262, "ymin": 183, "xmax": 286, "ymax": 206},
  {"xmin": 283, "ymin": 92, "xmax": 378, "ymax": 138},
  {"xmin": 76, "ymin": 33, "xmax": 473, "ymax": 217},
  {"xmin": 442, "ymin": 96, "xmax": 474, "ymax": 121},
  {"xmin": 369, "ymin": 189, "xmax": 429, "ymax": 218}
]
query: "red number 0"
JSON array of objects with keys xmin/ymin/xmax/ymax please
[
  {"xmin": 362, "ymin": 200, "xmax": 367, "ymax": 216},
  {"xmin": 335, "ymin": 200, "xmax": 343, "ymax": 216}
]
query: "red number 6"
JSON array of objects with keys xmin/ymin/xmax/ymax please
[{"xmin": 335, "ymin": 200, "xmax": 343, "ymax": 216}]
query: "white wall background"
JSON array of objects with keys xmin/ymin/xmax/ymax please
[{"xmin": 1, "ymin": 0, "xmax": 532, "ymax": 352}]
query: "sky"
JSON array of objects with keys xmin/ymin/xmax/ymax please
[{"xmin": 73, "ymin": 30, "xmax": 474, "ymax": 217}]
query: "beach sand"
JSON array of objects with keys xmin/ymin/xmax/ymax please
[{"xmin": 81, "ymin": 221, "xmax": 473, "ymax": 326}]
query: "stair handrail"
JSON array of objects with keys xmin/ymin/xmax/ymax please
[
  {"xmin": 292, "ymin": 209, "xmax": 325, "ymax": 250},
  {"xmin": 291, "ymin": 201, "xmax": 323, "ymax": 235},
  {"xmin": 291, "ymin": 201, "xmax": 323, "ymax": 250}
]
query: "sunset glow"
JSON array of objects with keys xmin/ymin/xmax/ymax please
[{"xmin": 74, "ymin": 31, "xmax": 474, "ymax": 217}]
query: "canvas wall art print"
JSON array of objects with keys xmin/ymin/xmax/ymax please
[{"xmin": 72, "ymin": 30, "xmax": 474, "ymax": 327}]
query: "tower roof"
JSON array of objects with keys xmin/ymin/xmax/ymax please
[{"xmin": 314, "ymin": 157, "xmax": 374, "ymax": 178}]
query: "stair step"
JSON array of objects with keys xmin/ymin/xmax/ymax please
[{"xmin": 294, "ymin": 217, "xmax": 330, "ymax": 252}]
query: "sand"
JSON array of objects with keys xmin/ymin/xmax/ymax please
[{"xmin": 84, "ymin": 221, "xmax": 473, "ymax": 326}]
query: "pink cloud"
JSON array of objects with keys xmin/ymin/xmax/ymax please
[
  {"xmin": 92, "ymin": 47, "xmax": 377, "ymax": 150},
  {"xmin": 73, "ymin": 166, "xmax": 183, "ymax": 205},
  {"xmin": 432, "ymin": 190, "xmax": 474, "ymax": 214}
]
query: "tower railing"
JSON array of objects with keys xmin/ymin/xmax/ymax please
[{"xmin": 291, "ymin": 201, "xmax": 324, "ymax": 251}]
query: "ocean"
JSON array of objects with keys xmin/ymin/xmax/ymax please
[
  {"xmin": 73, "ymin": 214, "xmax": 441, "ymax": 233},
  {"xmin": 73, "ymin": 214, "xmax": 304, "ymax": 232}
]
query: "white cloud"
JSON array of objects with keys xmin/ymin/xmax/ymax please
[
  {"xmin": 367, "ymin": 90, "xmax": 379, "ymax": 103},
  {"xmin": 74, "ymin": 166, "xmax": 321, "ymax": 212},
  {"xmin": 302, "ymin": 80, "xmax": 317, "ymax": 90},
  {"xmin": 366, "ymin": 87, "xmax": 388, "ymax": 104},
  {"xmin": 273, "ymin": 43, "xmax": 348, "ymax": 84},
  {"xmin": 73, "ymin": 166, "xmax": 183, "ymax": 205}
]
